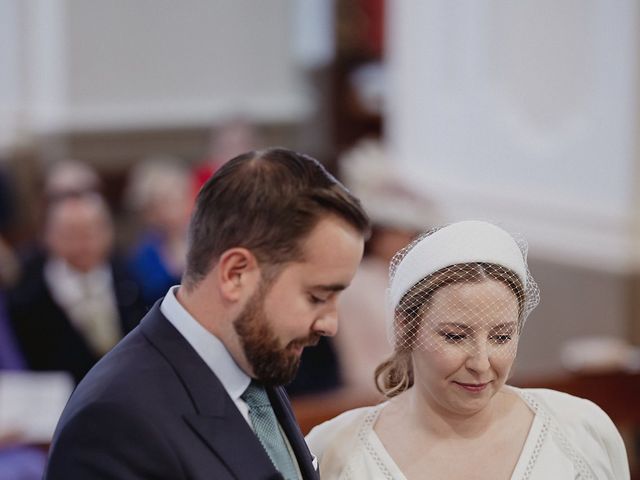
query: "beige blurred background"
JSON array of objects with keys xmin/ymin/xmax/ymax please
[
  {"xmin": 1, "ymin": 0, "xmax": 639, "ymax": 473},
  {"xmin": 2, "ymin": 0, "xmax": 639, "ymax": 374}
]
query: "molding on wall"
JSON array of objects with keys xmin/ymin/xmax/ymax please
[
  {"xmin": 404, "ymin": 173, "xmax": 634, "ymax": 275},
  {"xmin": 28, "ymin": 94, "xmax": 313, "ymax": 134}
]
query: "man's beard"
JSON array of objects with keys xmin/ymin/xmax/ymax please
[{"xmin": 233, "ymin": 283, "xmax": 319, "ymax": 386}]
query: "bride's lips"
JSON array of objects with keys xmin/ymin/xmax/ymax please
[{"xmin": 453, "ymin": 381, "xmax": 490, "ymax": 393}]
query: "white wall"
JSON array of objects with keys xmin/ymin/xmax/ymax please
[
  {"xmin": 64, "ymin": 0, "xmax": 311, "ymax": 130},
  {"xmin": 385, "ymin": 0, "xmax": 640, "ymax": 377},
  {"xmin": 0, "ymin": 0, "xmax": 312, "ymax": 144},
  {"xmin": 386, "ymin": 0, "xmax": 640, "ymax": 273},
  {"xmin": 0, "ymin": 0, "xmax": 24, "ymax": 152}
]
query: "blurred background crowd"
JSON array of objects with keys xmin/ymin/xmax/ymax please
[{"xmin": 1, "ymin": 1, "xmax": 639, "ymax": 478}]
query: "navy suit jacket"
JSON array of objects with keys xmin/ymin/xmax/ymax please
[
  {"xmin": 7, "ymin": 251, "xmax": 146, "ymax": 383},
  {"xmin": 45, "ymin": 304, "xmax": 320, "ymax": 480}
]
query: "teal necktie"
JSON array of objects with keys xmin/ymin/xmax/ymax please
[{"xmin": 241, "ymin": 381, "xmax": 299, "ymax": 480}]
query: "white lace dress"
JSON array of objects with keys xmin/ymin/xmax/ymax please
[{"xmin": 305, "ymin": 387, "xmax": 629, "ymax": 479}]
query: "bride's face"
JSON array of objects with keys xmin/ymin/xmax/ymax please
[{"xmin": 411, "ymin": 279, "xmax": 520, "ymax": 417}]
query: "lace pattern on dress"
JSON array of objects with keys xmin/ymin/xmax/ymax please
[
  {"xmin": 518, "ymin": 389, "xmax": 596, "ymax": 480},
  {"xmin": 341, "ymin": 391, "xmax": 596, "ymax": 480},
  {"xmin": 347, "ymin": 403, "xmax": 396, "ymax": 480}
]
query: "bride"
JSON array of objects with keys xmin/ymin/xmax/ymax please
[{"xmin": 306, "ymin": 221, "xmax": 629, "ymax": 479}]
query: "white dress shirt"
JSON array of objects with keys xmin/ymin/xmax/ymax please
[
  {"xmin": 161, "ymin": 285, "xmax": 304, "ymax": 479},
  {"xmin": 160, "ymin": 286, "xmax": 252, "ymax": 424},
  {"xmin": 45, "ymin": 257, "xmax": 120, "ymax": 355}
]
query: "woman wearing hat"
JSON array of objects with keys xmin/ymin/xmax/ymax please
[{"xmin": 306, "ymin": 221, "xmax": 629, "ymax": 479}]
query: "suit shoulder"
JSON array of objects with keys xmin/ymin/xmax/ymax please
[
  {"xmin": 48, "ymin": 396, "xmax": 182, "ymax": 479},
  {"xmin": 65, "ymin": 328, "xmax": 172, "ymax": 406}
]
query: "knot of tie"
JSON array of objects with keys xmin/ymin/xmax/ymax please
[{"xmin": 241, "ymin": 381, "xmax": 272, "ymax": 408}]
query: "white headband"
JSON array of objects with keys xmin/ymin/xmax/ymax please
[{"xmin": 388, "ymin": 221, "xmax": 527, "ymax": 311}]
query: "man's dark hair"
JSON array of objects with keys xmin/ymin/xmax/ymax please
[{"xmin": 183, "ymin": 147, "xmax": 370, "ymax": 289}]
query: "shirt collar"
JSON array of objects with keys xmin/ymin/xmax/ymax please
[
  {"xmin": 160, "ymin": 286, "xmax": 250, "ymax": 402},
  {"xmin": 45, "ymin": 256, "xmax": 112, "ymax": 284}
]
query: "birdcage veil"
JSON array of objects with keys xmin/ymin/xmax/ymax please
[{"xmin": 386, "ymin": 221, "xmax": 540, "ymax": 357}]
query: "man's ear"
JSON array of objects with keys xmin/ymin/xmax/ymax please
[{"xmin": 217, "ymin": 247, "xmax": 260, "ymax": 301}]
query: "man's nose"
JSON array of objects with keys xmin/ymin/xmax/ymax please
[{"xmin": 313, "ymin": 305, "xmax": 339, "ymax": 337}]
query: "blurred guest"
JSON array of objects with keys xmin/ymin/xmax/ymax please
[
  {"xmin": 192, "ymin": 117, "xmax": 261, "ymax": 196},
  {"xmin": 0, "ymin": 298, "xmax": 24, "ymax": 370},
  {"xmin": 0, "ymin": 168, "xmax": 23, "ymax": 369},
  {"xmin": 0, "ymin": 236, "xmax": 47, "ymax": 480},
  {"xmin": 0, "ymin": 232, "xmax": 24, "ymax": 369},
  {"xmin": 0, "ymin": 165, "xmax": 16, "ymax": 235},
  {"xmin": 286, "ymin": 140, "xmax": 439, "ymax": 397},
  {"xmin": 0, "ymin": 308, "xmax": 47, "ymax": 480},
  {"xmin": 125, "ymin": 157, "xmax": 192, "ymax": 308},
  {"xmin": 0, "ymin": 444, "xmax": 46, "ymax": 480},
  {"xmin": 0, "ymin": 232, "xmax": 19, "ymax": 292},
  {"xmin": 7, "ymin": 193, "xmax": 145, "ymax": 383},
  {"xmin": 334, "ymin": 139, "xmax": 439, "ymax": 395},
  {"xmin": 0, "ymin": 237, "xmax": 23, "ymax": 369},
  {"xmin": 0, "ymin": 171, "xmax": 23, "ymax": 369},
  {"xmin": 17, "ymin": 158, "xmax": 103, "ymax": 257},
  {"xmin": 43, "ymin": 159, "xmax": 101, "ymax": 202}
]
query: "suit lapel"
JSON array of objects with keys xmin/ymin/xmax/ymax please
[
  {"xmin": 140, "ymin": 306, "xmax": 282, "ymax": 479},
  {"xmin": 268, "ymin": 387, "xmax": 320, "ymax": 480},
  {"xmin": 183, "ymin": 412, "xmax": 282, "ymax": 479}
]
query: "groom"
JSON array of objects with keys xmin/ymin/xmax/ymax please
[{"xmin": 45, "ymin": 148, "xmax": 369, "ymax": 479}]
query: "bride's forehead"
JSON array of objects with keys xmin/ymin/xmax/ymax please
[{"xmin": 430, "ymin": 279, "xmax": 517, "ymax": 304}]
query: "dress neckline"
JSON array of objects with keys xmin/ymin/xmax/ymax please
[{"xmin": 360, "ymin": 388, "xmax": 547, "ymax": 480}]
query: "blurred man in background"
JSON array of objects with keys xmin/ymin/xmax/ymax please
[{"xmin": 7, "ymin": 193, "xmax": 145, "ymax": 384}]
